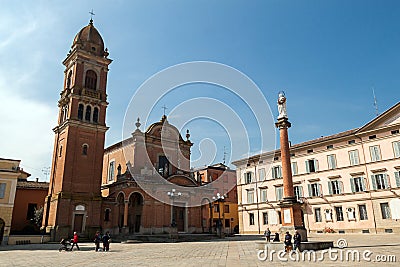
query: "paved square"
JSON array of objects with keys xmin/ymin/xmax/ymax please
[{"xmin": 0, "ymin": 234, "xmax": 399, "ymax": 266}]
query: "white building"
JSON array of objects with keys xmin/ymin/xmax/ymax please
[{"xmin": 233, "ymin": 102, "xmax": 400, "ymax": 234}]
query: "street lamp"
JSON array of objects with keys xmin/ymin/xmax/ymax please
[
  {"xmin": 212, "ymin": 192, "xmax": 225, "ymax": 238},
  {"xmin": 167, "ymin": 189, "xmax": 182, "ymax": 228}
]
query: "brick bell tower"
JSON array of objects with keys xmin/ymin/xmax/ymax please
[{"xmin": 43, "ymin": 19, "xmax": 112, "ymax": 240}]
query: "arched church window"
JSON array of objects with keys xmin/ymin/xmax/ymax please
[
  {"xmin": 93, "ymin": 107, "xmax": 99, "ymax": 123},
  {"xmin": 82, "ymin": 144, "xmax": 88, "ymax": 155},
  {"xmin": 85, "ymin": 105, "xmax": 91, "ymax": 121},
  {"xmin": 78, "ymin": 104, "xmax": 84, "ymax": 120},
  {"xmin": 85, "ymin": 70, "xmax": 97, "ymax": 90},
  {"xmin": 66, "ymin": 71, "xmax": 72, "ymax": 89},
  {"xmin": 104, "ymin": 209, "xmax": 110, "ymax": 221},
  {"xmin": 59, "ymin": 145, "xmax": 63, "ymax": 157}
]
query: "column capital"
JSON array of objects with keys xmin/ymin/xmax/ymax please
[{"xmin": 275, "ymin": 118, "xmax": 291, "ymax": 129}]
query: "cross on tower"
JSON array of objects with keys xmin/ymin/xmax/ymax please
[
  {"xmin": 89, "ymin": 9, "xmax": 95, "ymax": 20},
  {"xmin": 162, "ymin": 105, "xmax": 168, "ymax": 116}
]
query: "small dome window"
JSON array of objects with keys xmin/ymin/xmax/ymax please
[{"xmin": 91, "ymin": 47, "xmax": 96, "ymax": 51}]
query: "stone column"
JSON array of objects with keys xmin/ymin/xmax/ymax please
[
  {"xmin": 275, "ymin": 92, "xmax": 308, "ymax": 241},
  {"xmin": 122, "ymin": 200, "xmax": 129, "ymax": 234}
]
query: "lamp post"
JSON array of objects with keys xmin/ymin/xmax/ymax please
[
  {"xmin": 213, "ymin": 193, "xmax": 225, "ymax": 238},
  {"xmin": 167, "ymin": 189, "xmax": 181, "ymax": 238}
]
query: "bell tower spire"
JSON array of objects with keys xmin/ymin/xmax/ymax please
[{"xmin": 43, "ymin": 20, "xmax": 112, "ymax": 240}]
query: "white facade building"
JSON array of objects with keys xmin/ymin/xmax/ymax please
[{"xmin": 233, "ymin": 102, "xmax": 400, "ymax": 234}]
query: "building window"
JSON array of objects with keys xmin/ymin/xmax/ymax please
[
  {"xmin": 224, "ymin": 205, "xmax": 230, "ymax": 213},
  {"xmin": 245, "ymin": 172, "xmax": 253, "ymax": 184},
  {"xmin": 26, "ymin": 203, "xmax": 37, "ymax": 220},
  {"xmin": 348, "ymin": 140, "xmax": 355, "ymax": 144},
  {"xmin": 93, "ymin": 107, "xmax": 99, "ymax": 123},
  {"xmin": 85, "ymin": 70, "xmax": 97, "ymax": 90},
  {"xmin": 214, "ymin": 204, "xmax": 219, "ymax": 213},
  {"xmin": 308, "ymin": 183, "xmax": 321, "ymax": 197},
  {"xmin": 325, "ymin": 209, "xmax": 333, "ymax": 221},
  {"xmin": 263, "ymin": 212, "xmax": 268, "ymax": 225},
  {"xmin": 328, "ymin": 180, "xmax": 342, "ymax": 195},
  {"xmin": 85, "ymin": 105, "xmax": 92, "ymax": 121},
  {"xmin": 380, "ymin": 203, "xmax": 391, "ymax": 219},
  {"xmin": 393, "ymin": 141, "xmax": 400, "ymax": 158},
  {"xmin": 327, "ymin": 145, "xmax": 333, "ymax": 149},
  {"xmin": 335, "ymin": 206, "xmax": 344, "ymax": 221},
  {"xmin": 395, "ymin": 172, "xmax": 400, "ymax": 187},
  {"xmin": 260, "ymin": 188, "xmax": 267, "ymax": 202},
  {"xmin": 391, "ymin": 130, "xmax": 399, "ymax": 135},
  {"xmin": 349, "ymin": 150, "xmax": 360, "ymax": 166},
  {"xmin": 104, "ymin": 209, "xmax": 110, "ymax": 221},
  {"xmin": 275, "ymin": 187, "xmax": 283, "ymax": 201},
  {"xmin": 78, "ymin": 104, "xmax": 84, "ymax": 120},
  {"xmin": 66, "ymin": 71, "xmax": 72, "ymax": 89},
  {"xmin": 59, "ymin": 145, "xmax": 63, "ymax": 157},
  {"xmin": 291, "ymin": 162, "xmax": 298, "ymax": 175},
  {"xmin": 350, "ymin": 177, "xmax": 365, "ymax": 192},
  {"xmin": 249, "ymin": 213, "xmax": 255, "ymax": 225},
  {"xmin": 294, "ymin": 185, "xmax": 303, "ymax": 200},
  {"xmin": 305, "ymin": 159, "xmax": 318, "ymax": 173},
  {"xmin": 82, "ymin": 144, "xmax": 88, "ymax": 155},
  {"xmin": 108, "ymin": 161, "xmax": 115, "ymax": 181},
  {"xmin": 371, "ymin": 174, "xmax": 389, "ymax": 190},
  {"xmin": 307, "ymin": 149, "xmax": 313, "ymax": 153},
  {"xmin": 258, "ymin": 168, "xmax": 266, "ymax": 181},
  {"xmin": 358, "ymin": 205, "xmax": 368, "ymax": 220},
  {"xmin": 369, "ymin": 135, "xmax": 376, "ymax": 139},
  {"xmin": 0, "ymin": 183, "xmax": 6, "ymax": 199},
  {"xmin": 327, "ymin": 154, "xmax": 337, "ymax": 169},
  {"xmin": 247, "ymin": 190, "xmax": 254, "ymax": 204},
  {"xmin": 369, "ymin": 145, "xmax": 381, "ymax": 162},
  {"xmin": 314, "ymin": 208, "xmax": 322, "ymax": 222},
  {"xmin": 272, "ymin": 166, "xmax": 282, "ymax": 179}
]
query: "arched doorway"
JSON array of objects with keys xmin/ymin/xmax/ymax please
[
  {"xmin": 0, "ymin": 218, "xmax": 5, "ymax": 245},
  {"xmin": 128, "ymin": 192, "xmax": 143, "ymax": 233},
  {"xmin": 201, "ymin": 198, "xmax": 212, "ymax": 233},
  {"xmin": 117, "ymin": 193, "xmax": 125, "ymax": 232}
]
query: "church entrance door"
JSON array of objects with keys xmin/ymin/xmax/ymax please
[
  {"xmin": 129, "ymin": 193, "xmax": 143, "ymax": 233},
  {"xmin": 174, "ymin": 206, "xmax": 185, "ymax": 232}
]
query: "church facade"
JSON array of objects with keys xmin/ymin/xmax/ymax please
[{"xmin": 42, "ymin": 20, "xmax": 218, "ymax": 240}]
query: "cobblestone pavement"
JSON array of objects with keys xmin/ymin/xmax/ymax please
[{"xmin": 0, "ymin": 234, "xmax": 399, "ymax": 266}]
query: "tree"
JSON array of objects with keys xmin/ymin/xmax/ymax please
[{"xmin": 33, "ymin": 206, "xmax": 44, "ymax": 228}]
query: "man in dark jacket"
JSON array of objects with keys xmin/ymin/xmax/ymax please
[
  {"xmin": 293, "ymin": 231, "xmax": 301, "ymax": 251},
  {"xmin": 284, "ymin": 231, "xmax": 292, "ymax": 252},
  {"xmin": 102, "ymin": 231, "xmax": 111, "ymax": 251}
]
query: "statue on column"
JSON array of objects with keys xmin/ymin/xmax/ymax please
[{"xmin": 277, "ymin": 91, "xmax": 288, "ymax": 119}]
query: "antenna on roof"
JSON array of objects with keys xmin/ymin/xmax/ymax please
[
  {"xmin": 372, "ymin": 87, "xmax": 379, "ymax": 117},
  {"xmin": 223, "ymin": 146, "xmax": 227, "ymax": 165}
]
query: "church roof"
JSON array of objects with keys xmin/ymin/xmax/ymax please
[{"xmin": 72, "ymin": 19, "xmax": 106, "ymax": 57}]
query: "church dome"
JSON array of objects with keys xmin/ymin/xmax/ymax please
[{"xmin": 72, "ymin": 19, "xmax": 107, "ymax": 57}]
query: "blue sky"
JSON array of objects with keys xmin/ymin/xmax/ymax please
[{"xmin": 0, "ymin": 0, "xmax": 399, "ymax": 180}]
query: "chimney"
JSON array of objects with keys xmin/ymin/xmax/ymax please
[{"xmin": 36, "ymin": 178, "xmax": 39, "ymax": 183}]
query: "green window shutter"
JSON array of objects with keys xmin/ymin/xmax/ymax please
[
  {"xmin": 371, "ymin": 175, "xmax": 377, "ymax": 190},
  {"xmin": 383, "ymin": 173, "xmax": 389, "ymax": 188},
  {"xmin": 308, "ymin": 184, "xmax": 312, "ymax": 197},
  {"xmin": 328, "ymin": 181, "xmax": 333, "ymax": 195},
  {"xmin": 305, "ymin": 161, "xmax": 310, "ymax": 173},
  {"xmin": 0, "ymin": 183, "xmax": 6, "ymax": 199},
  {"xmin": 350, "ymin": 178, "xmax": 355, "ymax": 193},
  {"xmin": 272, "ymin": 168, "xmax": 276, "ymax": 179},
  {"xmin": 314, "ymin": 159, "xmax": 319, "ymax": 171},
  {"xmin": 339, "ymin": 181, "xmax": 343, "ymax": 194},
  {"xmin": 299, "ymin": 186, "xmax": 303, "ymax": 197},
  {"xmin": 361, "ymin": 177, "xmax": 366, "ymax": 191},
  {"xmin": 395, "ymin": 172, "xmax": 400, "ymax": 187},
  {"xmin": 394, "ymin": 142, "xmax": 400, "ymax": 158},
  {"xmin": 318, "ymin": 183, "xmax": 322, "ymax": 196},
  {"xmin": 278, "ymin": 166, "xmax": 282, "ymax": 178}
]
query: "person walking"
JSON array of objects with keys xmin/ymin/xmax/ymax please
[
  {"xmin": 102, "ymin": 231, "xmax": 111, "ymax": 251},
  {"xmin": 284, "ymin": 231, "xmax": 292, "ymax": 252},
  {"xmin": 264, "ymin": 228, "xmax": 271, "ymax": 242},
  {"xmin": 94, "ymin": 231, "xmax": 101, "ymax": 252},
  {"xmin": 293, "ymin": 230, "xmax": 301, "ymax": 251},
  {"xmin": 71, "ymin": 232, "xmax": 80, "ymax": 251}
]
